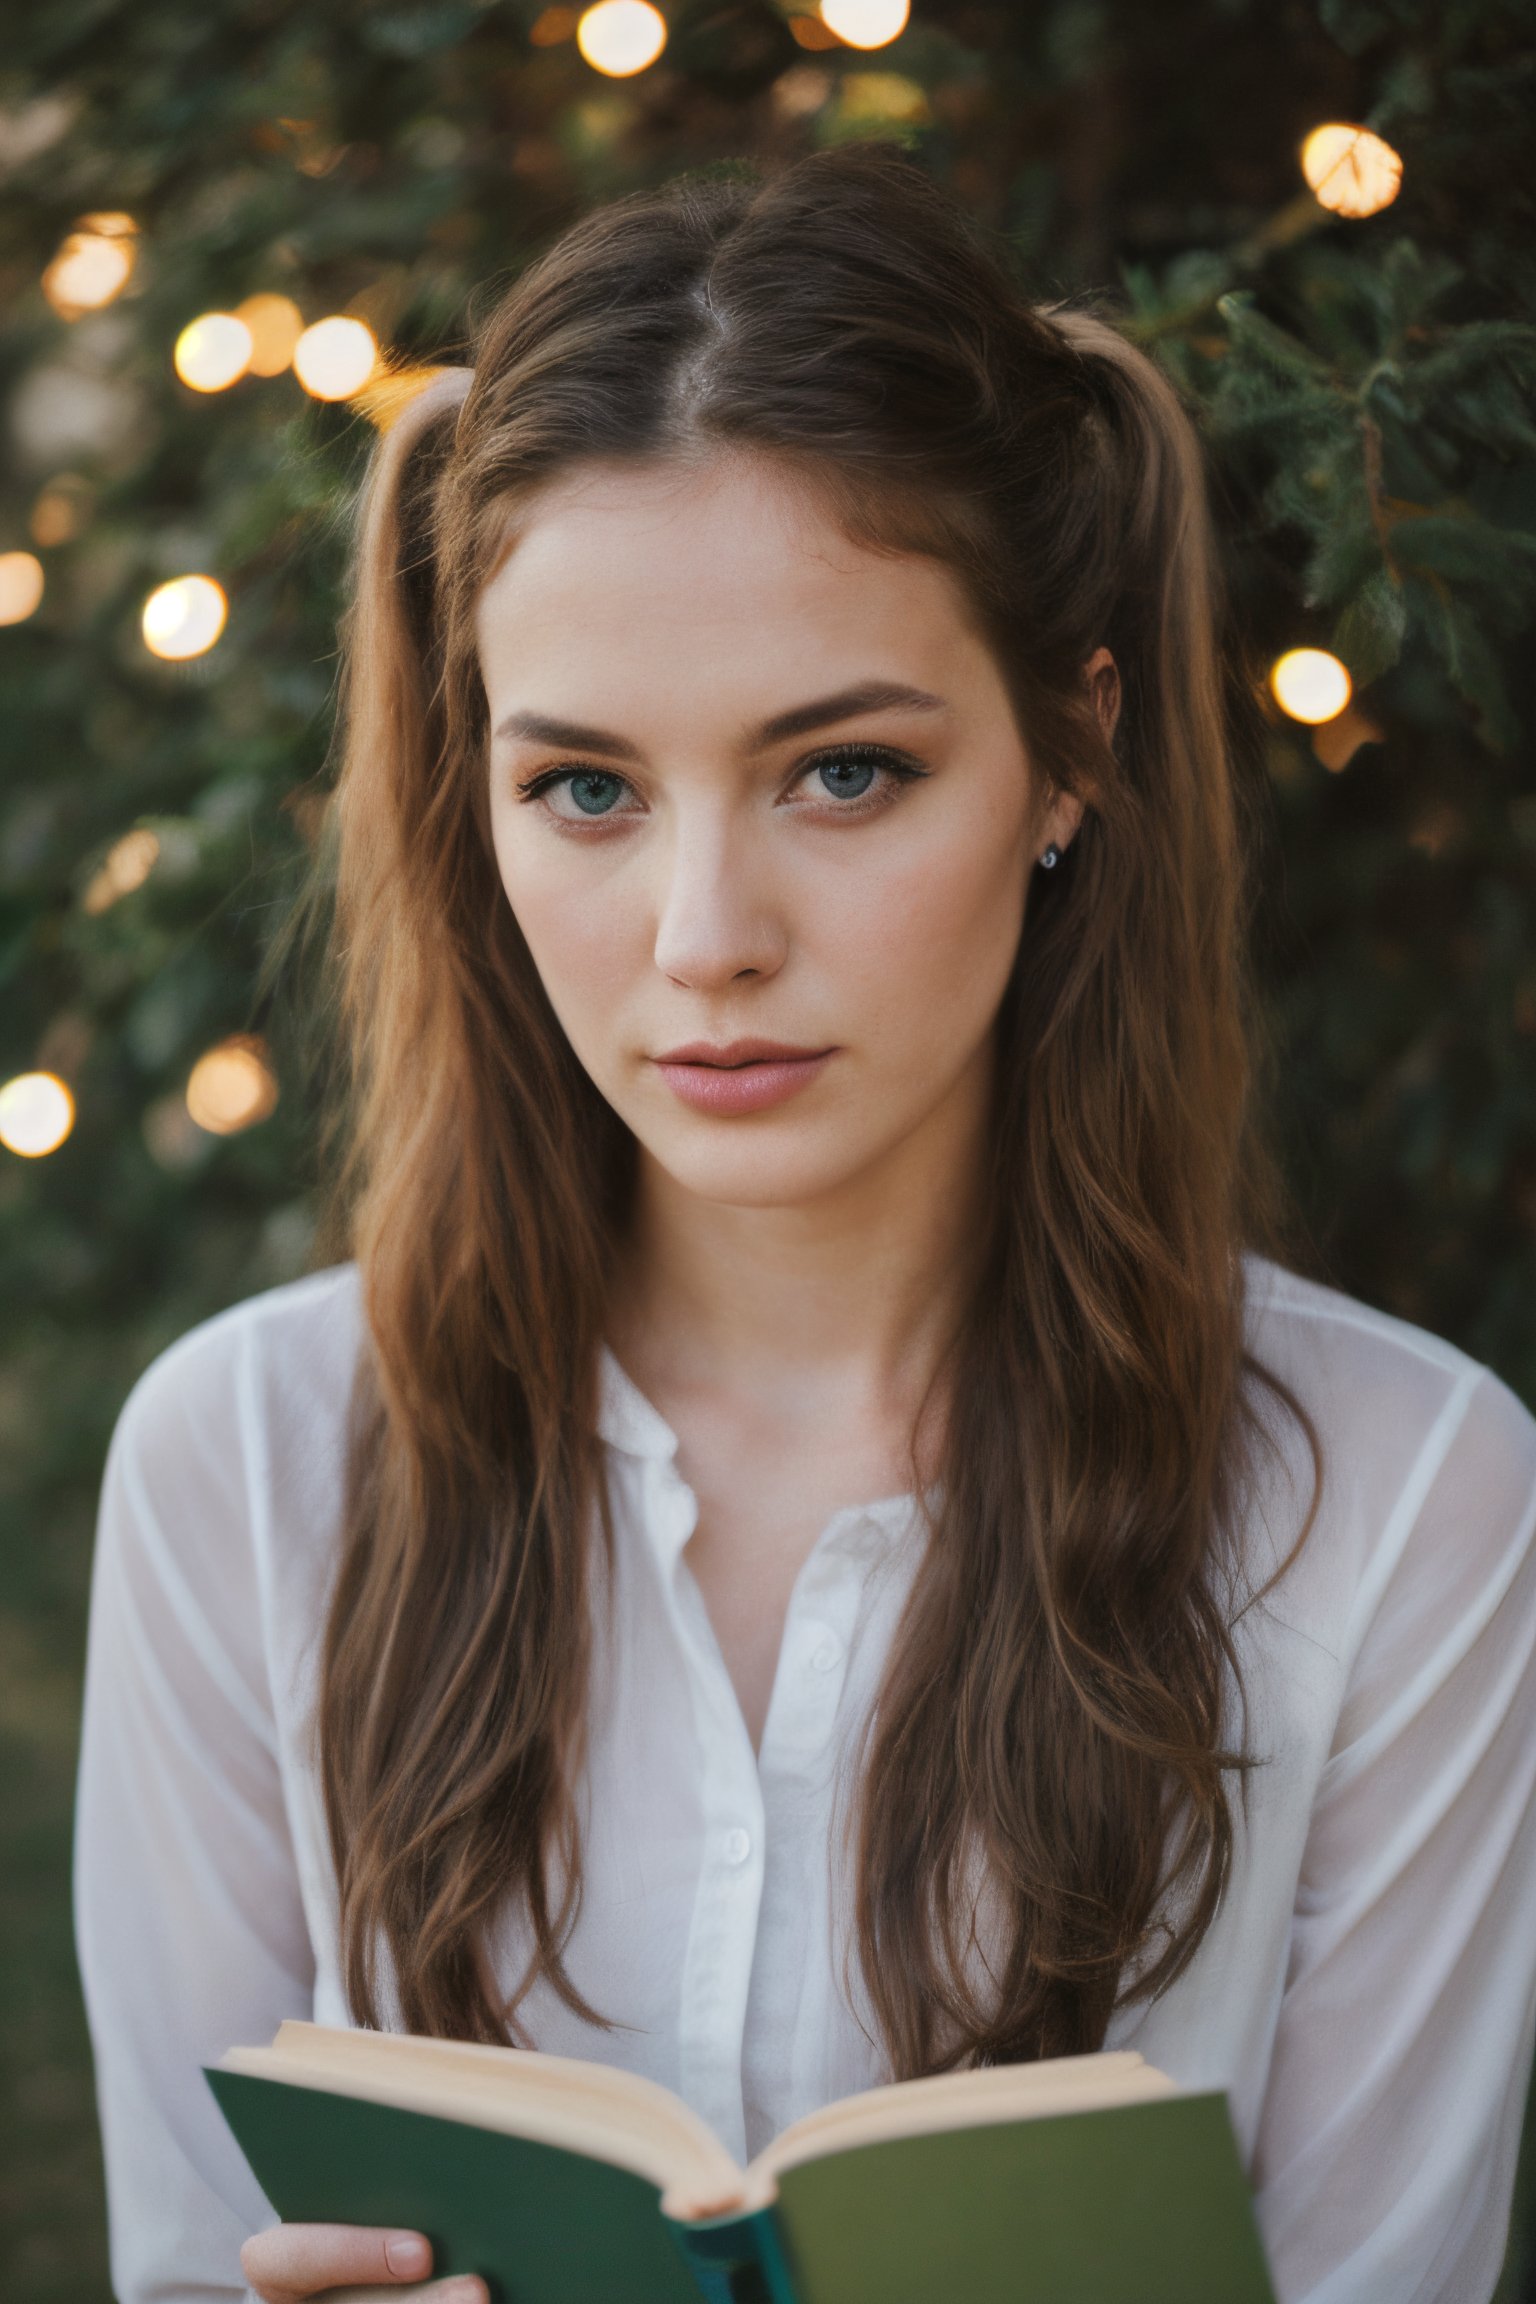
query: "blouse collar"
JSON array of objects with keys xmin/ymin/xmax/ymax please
[
  {"xmin": 595, "ymin": 1342, "xmax": 683, "ymax": 1464},
  {"xmin": 594, "ymin": 1341, "xmax": 930, "ymax": 1569}
]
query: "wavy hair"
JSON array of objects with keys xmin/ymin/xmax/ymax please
[{"xmin": 318, "ymin": 145, "xmax": 1312, "ymax": 2070}]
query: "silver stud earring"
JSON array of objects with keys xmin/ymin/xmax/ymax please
[{"xmin": 1039, "ymin": 842, "xmax": 1062, "ymax": 870}]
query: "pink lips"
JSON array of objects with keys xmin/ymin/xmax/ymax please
[{"xmin": 652, "ymin": 1039, "xmax": 836, "ymax": 1116}]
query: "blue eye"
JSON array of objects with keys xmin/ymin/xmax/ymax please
[
  {"xmin": 816, "ymin": 755, "xmax": 877, "ymax": 800},
  {"xmin": 516, "ymin": 763, "xmax": 641, "ymax": 824},
  {"xmin": 567, "ymin": 771, "xmax": 625, "ymax": 815},
  {"xmin": 800, "ymin": 744, "xmax": 927, "ymax": 809}
]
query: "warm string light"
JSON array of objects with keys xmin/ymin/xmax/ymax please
[
  {"xmin": 29, "ymin": 476, "xmax": 92, "ymax": 548},
  {"xmin": 82, "ymin": 828, "xmax": 161, "ymax": 915},
  {"xmin": 837, "ymin": 70, "xmax": 928, "ymax": 125},
  {"xmin": 1312, "ymin": 702, "xmax": 1384, "ymax": 774},
  {"xmin": 775, "ymin": 63, "xmax": 834, "ymax": 115},
  {"xmin": 158, "ymin": 291, "xmax": 382, "ymax": 417},
  {"xmin": 42, "ymin": 212, "xmax": 138, "ymax": 318},
  {"xmin": 292, "ymin": 315, "xmax": 379, "ymax": 400},
  {"xmin": 819, "ymin": 0, "xmax": 910, "ymax": 48},
  {"xmin": 235, "ymin": 293, "xmax": 304, "ymax": 376},
  {"xmin": 0, "ymin": 552, "xmax": 45, "ymax": 626},
  {"xmin": 174, "ymin": 312, "xmax": 254, "ymax": 392},
  {"xmin": 576, "ymin": 0, "xmax": 668, "ymax": 75},
  {"xmin": 0, "ymin": 1071, "xmax": 75, "ymax": 1158},
  {"xmin": 1301, "ymin": 124, "xmax": 1403, "ymax": 219},
  {"xmin": 185, "ymin": 1037, "xmax": 279, "ymax": 1135},
  {"xmin": 1270, "ymin": 647, "xmax": 1352, "ymax": 724},
  {"xmin": 170, "ymin": 298, "xmax": 306, "ymax": 395},
  {"xmin": 142, "ymin": 575, "xmax": 228, "ymax": 661},
  {"xmin": 142, "ymin": 1091, "xmax": 207, "ymax": 1171}
]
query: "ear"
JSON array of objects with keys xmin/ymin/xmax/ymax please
[
  {"xmin": 1036, "ymin": 650, "xmax": 1116, "ymax": 866},
  {"xmin": 1041, "ymin": 783, "xmax": 1087, "ymax": 859},
  {"xmin": 1084, "ymin": 644, "xmax": 1121, "ymax": 742}
]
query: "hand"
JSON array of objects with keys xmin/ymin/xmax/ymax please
[{"xmin": 240, "ymin": 2223, "xmax": 489, "ymax": 2302}]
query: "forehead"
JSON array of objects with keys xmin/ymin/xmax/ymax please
[{"xmin": 473, "ymin": 451, "xmax": 986, "ymax": 713}]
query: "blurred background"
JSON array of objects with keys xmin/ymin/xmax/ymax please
[{"xmin": 2, "ymin": 0, "xmax": 1535, "ymax": 2294}]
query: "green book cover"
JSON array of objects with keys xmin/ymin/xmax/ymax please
[{"xmin": 207, "ymin": 2055, "xmax": 1275, "ymax": 2304}]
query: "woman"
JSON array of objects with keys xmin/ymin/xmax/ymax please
[{"xmin": 75, "ymin": 147, "xmax": 1536, "ymax": 2304}]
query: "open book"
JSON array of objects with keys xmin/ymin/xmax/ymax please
[{"xmin": 208, "ymin": 2020, "xmax": 1274, "ymax": 2303}]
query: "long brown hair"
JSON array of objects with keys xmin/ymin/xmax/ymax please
[{"xmin": 319, "ymin": 145, "xmax": 1310, "ymax": 2070}]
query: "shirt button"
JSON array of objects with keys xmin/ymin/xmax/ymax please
[
  {"xmin": 721, "ymin": 1827, "xmax": 752, "ymax": 1866},
  {"xmin": 810, "ymin": 1638, "xmax": 842, "ymax": 1673}
]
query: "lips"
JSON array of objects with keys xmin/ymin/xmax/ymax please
[{"xmin": 652, "ymin": 1039, "xmax": 836, "ymax": 1117}]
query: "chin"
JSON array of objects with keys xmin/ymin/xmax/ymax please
[{"xmin": 635, "ymin": 1126, "xmax": 883, "ymax": 1212}]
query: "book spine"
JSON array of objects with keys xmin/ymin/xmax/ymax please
[{"xmin": 667, "ymin": 2204, "xmax": 800, "ymax": 2304}]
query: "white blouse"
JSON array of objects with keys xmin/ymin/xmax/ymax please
[{"xmin": 75, "ymin": 1257, "xmax": 1536, "ymax": 2304}]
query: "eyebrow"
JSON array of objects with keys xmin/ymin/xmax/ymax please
[{"xmin": 493, "ymin": 681, "xmax": 946, "ymax": 761}]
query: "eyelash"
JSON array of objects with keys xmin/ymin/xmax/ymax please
[{"xmin": 513, "ymin": 743, "xmax": 929, "ymax": 821}]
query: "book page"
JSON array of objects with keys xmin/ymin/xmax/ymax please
[
  {"xmin": 219, "ymin": 2024, "xmax": 748, "ymax": 2216},
  {"xmin": 751, "ymin": 2050, "xmax": 1177, "ymax": 2183}
]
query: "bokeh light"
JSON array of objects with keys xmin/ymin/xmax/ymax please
[
  {"xmin": 530, "ymin": 4, "xmax": 580, "ymax": 39},
  {"xmin": 836, "ymin": 70, "xmax": 928, "ymax": 126},
  {"xmin": 775, "ymin": 63, "xmax": 833, "ymax": 115},
  {"xmin": 1270, "ymin": 647, "xmax": 1353, "ymax": 725},
  {"xmin": 82, "ymin": 828, "xmax": 161, "ymax": 915},
  {"xmin": 142, "ymin": 575, "xmax": 228, "ymax": 661},
  {"xmin": 1312, "ymin": 702, "xmax": 1384, "ymax": 775},
  {"xmin": 576, "ymin": 0, "xmax": 668, "ymax": 75},
  {"xmin": 174, "ymin": 313, "xmax": 254, "ymax": 392},
  {"xmin": 0, "ymin": 1071, "xmax": 75, "ymax": 1158},
  {"xmin": 1301, "ymin": 124, "xmax": 1403, "ymax": 220},
  {"xmin": 235, "ymin": 293, "xmax": 305, "ymax": 377},
  {"xmin": 42, "ymin": 212, "xmax": 138, "ymax": 319},
  {"xmin": 29, "ymin": 475, "xmax": 92, "ymax": 547},
  {"xmin": 819, "ymin": 0, "xmax": 910, "ymax": 48},
  {"xmin": 142, "ymin": 1090, "xmax": 210, "ymax": 1172},
  {"xmin": 186, "ymin": 1037, "xmax": 280, "ymax": 1136},
  {"xmin": 293, "ymin": 315, "xmax": 379, "ymax": 400},
  {"xmin": 0, "ymin": 552, "xmax": 45, "ymax": 626}
]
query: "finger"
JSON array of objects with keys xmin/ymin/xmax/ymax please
[{"xmin": 241, "ymin": 2224, "xmax": 432, "ymax": 2301}]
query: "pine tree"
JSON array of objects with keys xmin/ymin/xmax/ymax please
[{"xmin": 2, "ymin": 3, "xmax": 1533, "ymax": 2294}]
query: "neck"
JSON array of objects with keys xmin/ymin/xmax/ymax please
[{"xmin": 609, "ymin": 1054, "xmax": 992, "ymax": 1446}]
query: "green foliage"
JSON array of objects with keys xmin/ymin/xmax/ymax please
[{"xmin": 2, "ymin": 1, "xmax": 1535, "ymax": 2295}]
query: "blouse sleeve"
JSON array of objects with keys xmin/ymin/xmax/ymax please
[
  {"xmin": 1252, "ymin": 1363, "xmax": 1536, "ymax": 2304},
  {"xmin": 74, "ymin": 1323, "xmax": 318, "ymax": 2304}
]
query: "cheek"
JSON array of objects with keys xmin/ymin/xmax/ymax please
[
  {"xmin": 821, "ymin": 806, "xmax": 1031, "ymax": 1057},
  {"xmin": 491, "ymin": 819, "xmax": 647, "ymax": 1047}
]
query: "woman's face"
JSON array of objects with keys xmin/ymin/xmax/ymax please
[{"xmin": 478, "ymin": 453, "xmax": 1080, "ymax": 1212}]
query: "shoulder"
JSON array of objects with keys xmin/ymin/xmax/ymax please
[
  {"xmin": 1239, "ymin": 1254, "xmax": 1536, "ymax": 1636},
  {"xmin": 103, "ymin": 1264, "xmax": 365, "ymax": 1619},
  {"xmin": 114, "ymin": 1261, "xmax": 364, "ymax": 1470},
  {"xmin": 1242, "ymin": 1252, "xmax": 1533, "ymax": 1452},
  {"xmin": 1244, "ymin": 1253, "xmax": 1483, "ymax": 1390}
]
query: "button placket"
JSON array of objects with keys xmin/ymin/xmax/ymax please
[
  {"xmin": 743, "ymin": 1518, "xmax": 889, "ymax": 2153},
  {"xmin": 645, "ymin": 1456, "xmax": 767, "ymax": 2162},
  {"xmin": 758, "ymin": 1542, "xmax": 864, "ymax": 1785}
]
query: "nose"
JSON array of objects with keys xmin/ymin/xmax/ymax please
[{"xmin": 650, "ymin": 806, "xmax": 787, "ymax": 991}]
